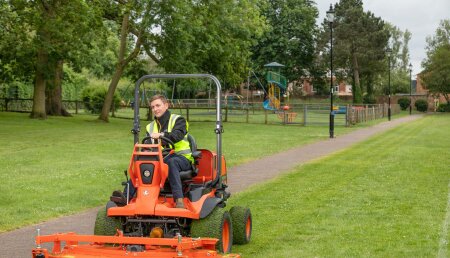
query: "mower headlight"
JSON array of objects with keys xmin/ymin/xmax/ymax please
[{"xmin": 139, "ymin": 164, "xmax": 154, "ymax": 184}]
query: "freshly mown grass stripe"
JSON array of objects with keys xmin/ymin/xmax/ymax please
[
  {"xmin": 0, "ymin": 112, "xmax": 358, "ymax": 232},
  {"xmin": 229, "ymin": 114, "xmax": 449, "ymax": 257},
  {"xmin": 438, "ymin": 181, "xmax": 450, "ymax": 258}
]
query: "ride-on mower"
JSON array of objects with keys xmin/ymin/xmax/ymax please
[{"xmin": 32, "ymin": 74, "xmax": 252, "ymax": 258}]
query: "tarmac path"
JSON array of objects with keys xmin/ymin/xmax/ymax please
[{"xmin": 0, "ymin": 114, "xmax": 423, "ymax": 258}]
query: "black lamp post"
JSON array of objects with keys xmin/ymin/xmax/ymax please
[
  {"xmin": 327, "ymin": 4, "xmax": 335, "ymax": 138},
  {"xmin": 386, "ymin": 47, "xmax": 392, "ymax": 121},
  {"xmin": 409, "ymin": 63, "xmax": 412, "ymax": 115}
]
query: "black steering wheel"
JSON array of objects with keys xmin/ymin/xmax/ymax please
[{"xmin": 141, "ymin": 135, "xmax": 175, "ymax": 156}]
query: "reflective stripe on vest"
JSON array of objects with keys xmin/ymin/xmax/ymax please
[{"xmin": 146, "ymin": 114, "xmax": 193, "ymax": 163}]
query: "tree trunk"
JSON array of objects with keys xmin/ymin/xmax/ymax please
[
  {"xmin": 30, "ymin": 48, "xmax": 47, "ymax": 119},
  {"xmin": 352, "ymin": 52, "xmax": 363, "ymax": 104},
  {"xmin": 46, "ymin": 59, "xmax": 71, "ymax": 116},
  {"xmin": 99, "ymin": 67, "xmax": 124, "ymax": 122},
  {"xmin": 99, "ymin": 12, "xmax": 142, "ymax": 122},
  {"xmin": 98, "ymin": 12, "xmax": 130, "ymax": 122}
]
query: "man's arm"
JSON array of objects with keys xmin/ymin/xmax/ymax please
[{"xmin": 163, "ymin": 116, "xmax": 187, "ymax": 144}]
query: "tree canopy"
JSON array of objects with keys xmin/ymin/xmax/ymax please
[
  {"xmin": 384, "ymin": 24, "xmax": 412, "ymax": 95},
  {"xmin": 2, "ymin": 0, "xmax": 104, "ymax": 118},
  {"xmin": 98, "ymin": 0, "xmax": 267, "ymax": 121},
  {"xmin": 251, "ymin": 0, "xmax": 318, "ymax": 81},
  {"xmin": 0, "ymin": 0, "xmax": 415, "ymax": 120},
  {"xmin": 421, "ymin": 20, "xmax": 450, "ymax": 103},
  {"xmin": 330, "ymin": 0, "xmax": 389, "ymax": 104}
]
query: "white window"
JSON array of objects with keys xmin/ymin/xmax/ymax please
[{"xmin": 346, "ymin": 85, "xmax": 352, "ymax": 93}]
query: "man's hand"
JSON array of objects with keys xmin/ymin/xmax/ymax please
[{"xmin": 150, "ymin": 132, "xmax": 164, "ymax": 139}]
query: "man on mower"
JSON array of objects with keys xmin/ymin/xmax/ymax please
[{"xmin": 111, "ymin": 94, "xmax": 193, "ymax": 209}]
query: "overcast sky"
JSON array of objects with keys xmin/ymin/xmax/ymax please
[{"xmin": 314, "ymin": 0, "xmax": 450, "ymax": 75}]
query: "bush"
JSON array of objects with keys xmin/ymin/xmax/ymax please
[
  {"xmin": 62, "ymin": 67, "xmax": 88, "ymax": 100},
  {"xmin": 397, "ymin": 97, "xmax": 411, "ymax": 110},
  {"xmin": 436, "ymin": 103, "xmax": 450, "ymax": 112},
  {"xmin": 414, "ymin": 99, "xmax": 428, "ymax": 112},
  {"xmin": 363, "ymin": 94, "xmax": 376, "ymax": 104},
  {"xmin": 1, "ymin": 80, "xmax": 33, "ymax": 99},
  {"xmin": 81, "ymin": 85, "xmax": 121, "ymax": 114}
]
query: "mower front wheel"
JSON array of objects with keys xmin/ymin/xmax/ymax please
[
  {"xmin": 190, "ymin": 207, "xmax": 233, "ymax": 253},
  {"xmin": 94, "ymin": 203, "xmax": 122, "ymax": 236},
  {"xmin": 230, "ymin": 206, "xmax": 252, "ymax": 244}
]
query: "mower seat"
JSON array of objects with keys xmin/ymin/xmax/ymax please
[{"xmin": 179, "ymin": 134, "xmax": 202, "ymax": 181}]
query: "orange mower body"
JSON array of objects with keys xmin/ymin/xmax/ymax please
[{"xmin": 32, "ymin": 74, "xmax": 252, "ymax": 258}]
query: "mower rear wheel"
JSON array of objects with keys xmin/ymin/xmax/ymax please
[
  {"xmin": 230, "ymin": 206, "xmax": 252, "ymax": 244},
  {"xmin": 94, "ymin": 205, "xmax": 121, "ymax": 236},
  {"xmin": 190, "ymin": 207, "xmax": 233, "ymax": 253}
]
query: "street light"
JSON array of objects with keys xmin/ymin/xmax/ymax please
[
  {"xmin": 327, "ymin": 4, "xmax": 335, "ymax": 138},
  {"xmin": 386, "ymin": 47, "xmax": 392, "ymax": 121},
  {"xmin": 409, "ymin": 63, "xmax": 413, "ymax": 115}
]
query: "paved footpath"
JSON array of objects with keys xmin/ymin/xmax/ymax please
[{"xmin": 0, "ymin": 115, "xmax": 423, "ymax": 258}]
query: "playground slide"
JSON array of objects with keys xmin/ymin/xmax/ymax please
[{"xmin": 263, "ymin": 99, "xmax": 278, "ymax": 111}]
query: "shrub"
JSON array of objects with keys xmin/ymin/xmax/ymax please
[
  {"xmin": 397, "ymin": 97, "xmax": 411, "ymax": 110},
  {"xmin": 363, "ymin": 94, "xmax": 376, "ymax": 104},
  {"xmin": 436, "ymin": 103, "xmax": 450, "ymax": 112},
  {"xmin": 415, "ymin": 99, "xmax": 428, "ymax": 112},
  {"xmin": 81, "ymin": 85, "xmax": 120, "ymax": 114},
  {"xmin": 62, "ymin": 66, "xmax": 88, "ymax": 100}
]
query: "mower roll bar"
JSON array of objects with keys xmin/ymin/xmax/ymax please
[{"xmin": 132, "ymin": 74, "xmax": 223, "ymax": 189}]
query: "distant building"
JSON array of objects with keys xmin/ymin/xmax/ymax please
[
  {"xmin": 416, "ymin": 74, "xmax": 449, "ymax": 110},
  {"xmin": 294, "ymin": 76, "xmax": 352, "ymax": 96}
]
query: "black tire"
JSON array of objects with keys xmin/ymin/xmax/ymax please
[
  {"xmin": 190, "ymin": 207, "xmax": 233, "ymax": 253},
  {"xmin": 230, "ymin": 206, "xmax": 252, "ymax": 244},
  {"xmin": 94, "ymin": 204, "xmax": 121, "ymax": 236}
]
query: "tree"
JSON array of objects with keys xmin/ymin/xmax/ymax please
[
  {"xmin": 7, "ymin": 0, "xmax": 104, "ymax": 119},
  {"xmin": 327, "ymin": 0, "xmax": 389, "ymax": 103},
  {"xmin": 425, "ymin": 19, "xmax": 450, "ymax": 55},
  {"xmin": 157, "ymin": 0, "xmax": 266, "ymax": 88},
  {"xmin": 251, "ymin": 0, "xmax": 318, "ymax": 81},
  {"xmin": 99, "ymin": 1, "xmax": 143, "ymax": 122},
  {"xmin": 421, "ymin": 19, "xmax": 450, "ymax": 103},
  {"xmin": 0, "ymin": 3, "xmax": 35, "ymax": 97},
  {"xmin": 99, "ymin": 0, "xmax": 266, "ymax": 121},
  {"xmin": 357, "ymin": 12, "xmax": 391, "ymax": 102},
  {"xmin": 383, "ymin": 24, "xmax": 411, "ymax": 95}
]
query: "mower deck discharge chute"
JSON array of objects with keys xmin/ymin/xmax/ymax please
[{"xmin": 32, "ymin": 74, "xmax": 251, "ymax": 258}]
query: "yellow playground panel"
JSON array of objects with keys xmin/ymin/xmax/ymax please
[{"xmin": 268, "ymin": 82, "xmax": 281, "ymax": 110}]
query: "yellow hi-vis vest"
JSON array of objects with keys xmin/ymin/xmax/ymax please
[{"xmin": 146, "ymin": 114, "xmax": 193, "ymax": 163}]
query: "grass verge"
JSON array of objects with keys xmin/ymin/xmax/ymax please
[
  {"xmin": 0, "ymin": 111, "xmax": 358, "ymax": 232},
  {"xmin": 229, "ymin": 113, "xmax": 449, "ymax": 257}
]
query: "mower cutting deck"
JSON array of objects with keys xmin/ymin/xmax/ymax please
[{"xmin": 32, "ymin": 232, "xmax": 240, "ymax": 258}]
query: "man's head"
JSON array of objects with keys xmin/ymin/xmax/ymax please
[{"xmin": 150, "ymin": 95, "xmax": 169, "ymax": 118}]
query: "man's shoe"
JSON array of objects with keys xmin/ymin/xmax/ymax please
[
  {"xmin": 175, "ymin": 198, "xmax": 185, "ymax": 209},
  {"xmin": 110, "ymin": 190, "xmax": 127, "ymax": 206}
]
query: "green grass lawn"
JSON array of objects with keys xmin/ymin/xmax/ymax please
[
  {"xmin": 229, "ymin": 113, "xmax": 450, "ymax": 257},
  {"xmin": 0, "ymin": 111, "xmax": 358, "ymax": 232}
]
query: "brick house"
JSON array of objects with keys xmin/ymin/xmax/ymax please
[
  {"xmin": 294, "ymin": 76, "xmax": 352, "ymax": 96},
  {"xmin": 416, "ymin": 74, "xmax": 449, "ymax": 111}
]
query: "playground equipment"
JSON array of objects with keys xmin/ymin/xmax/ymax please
[
  {"xmin": 32, "ymin": 74, "xmax": 251, "ymax": 258},
  {"xmin": 259, "ymin": 62, "xmax": 298, "ymax": 123},
  {"xmin": 263, "ymin": 62, "xmax": 287, "ymax": 111}
]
